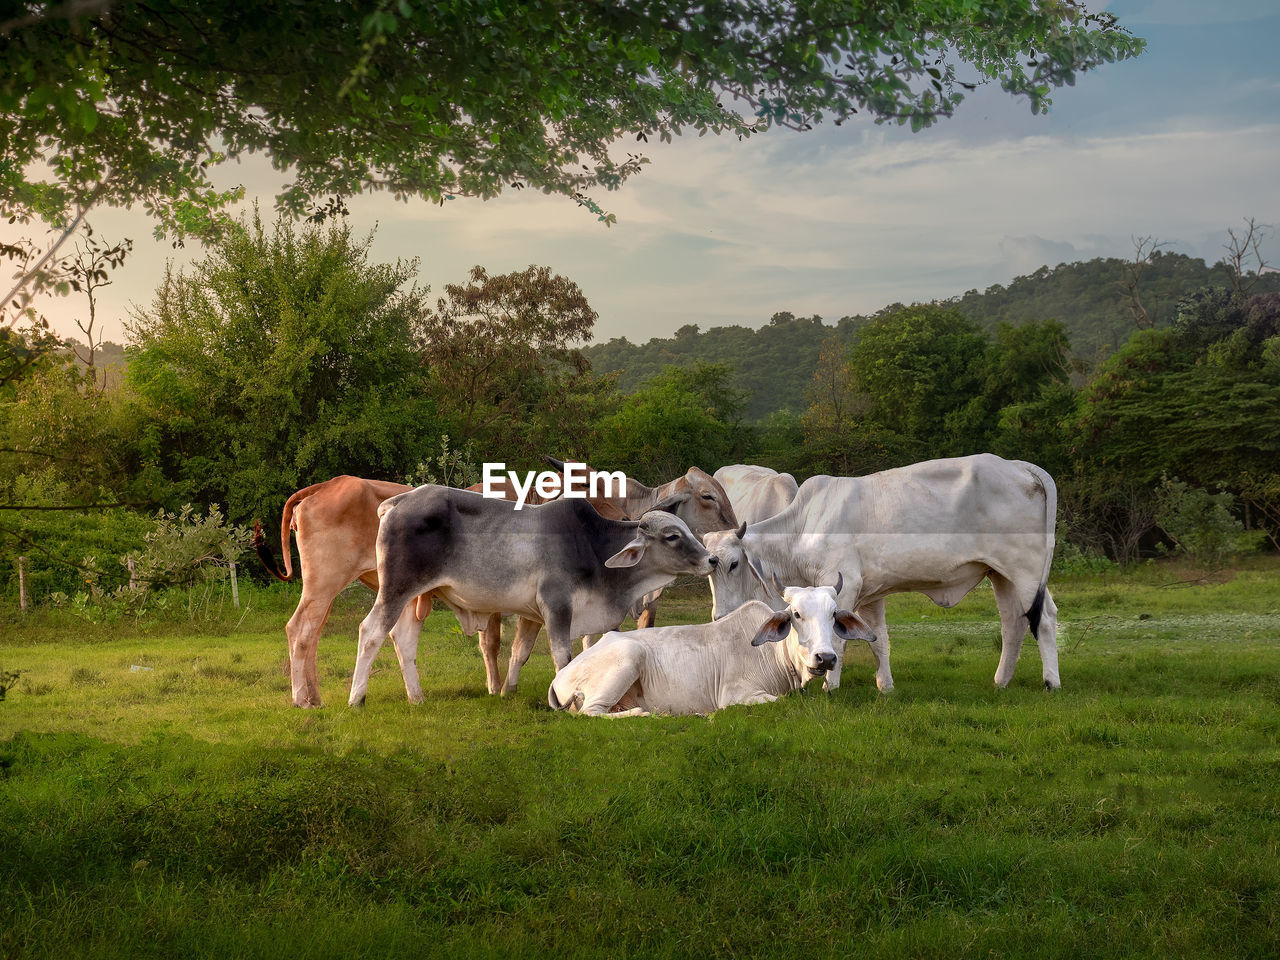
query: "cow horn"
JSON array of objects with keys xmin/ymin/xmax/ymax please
[
  {"xmin": 543, "ymin": 454, "xmax": 567, "ymax": 472},
  {"xmin": 832, "ymin": 572, "xmax": 843, "ymax": 595},
  {"xmin": 769, "ymin": 571, "xmax": 786, "ymax": 598},
  {"xmin": 735, "ymin": 521, "xmax": 747, "ymax": 540}
]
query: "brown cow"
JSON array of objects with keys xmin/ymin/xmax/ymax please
[{"xmin": 255, "ymin": 474, "xmax": 566, "ymax": 707}]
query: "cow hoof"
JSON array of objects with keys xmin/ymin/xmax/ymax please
[
  {"xmin": 1044, "ymin": 679, "xmax": 1061, "ymax": 692},
  {"xmin": 349, "ymin": 696, "xmax": 367, "ymax": 709}
]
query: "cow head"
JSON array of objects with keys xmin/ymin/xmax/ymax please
[
  {"xmin": 649, "ymin": 467, "xmax": 740, "ymax": 540},
  {"xmin": 748, "ymin": 584, "xmax": 875, "ymax": 689},
  {"xmin": 604, "ymin": 510, "xmax": 717, "ymax": 577},
  {"xmin": 703, "ymin": 522, "xmax": 775, "ymax": 618}
]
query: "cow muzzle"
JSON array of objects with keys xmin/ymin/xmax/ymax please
[{"xmin": 808, "ymin": 652, "xmax": 838, "ymax": 676}]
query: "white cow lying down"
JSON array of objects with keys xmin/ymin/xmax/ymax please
[{"xmin": 547, "ymin": 587, "xmax": 875, "ymax": 717}]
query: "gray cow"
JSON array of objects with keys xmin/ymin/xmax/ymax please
[{"xmin": 349, "ymin": 486, "xmax": 717, "ymax": 706}]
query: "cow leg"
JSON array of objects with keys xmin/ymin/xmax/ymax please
[
  {"xmin": 634, "ymin": 598, "xmax": 658, "ymax": 630},
  {"xmin": 349, "ymin": 592, "xmax": 412, "ymax": 707},
  {"xmin": 1036, "ymin": 590, "xmax": 1062, "ymax": 690},
  {"xmin": 285, "ymin": 594, "xmax": 333, "ymax": 708},
  {"xmin": 990, "ymin": 573, "xmax": 1030, "ymax": 688},
  {"xmin": 580, "ymin": 634, "xmax": 599, "ymax": 651},
  {"xmin": 633, "ymin": 587, "xmax": 662, "ymax": 629},
  {"xmin": 501, "ymin": 617, "xmax": 541, "ymax": 696},
  {"xmin": 477, "ymin": 613, "xmax": 503, "ymax": 695},
  {"xmin": 858, "ymin": 598, "xmax": 893, "ymax": 693},
  {"xmin": 285, "ymin": 573, "xmax": 355, "ymax": 708},
  {"xmin": 388, "ymin": 600, "xmax": 427, "ymax": 704},
  {"xmin": 546, "ymin": 607, "xmax": 576, "ymax": 672}
]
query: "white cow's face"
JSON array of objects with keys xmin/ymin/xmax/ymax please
[
  {"xmin": 748, "ymin": 585, "xmax": 876, "ymax": 690},
  {"xmin": 783, "ymin": 586, "xmax": 844, "ymax": 682},
  {"xmin": 703, "ymin": 528, "xmax": 773, "ymax": 618}
]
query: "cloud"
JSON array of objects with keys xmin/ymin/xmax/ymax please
[{"xmin": 28, "ymin": 90, "xmax": 1280, "ymax": 349}]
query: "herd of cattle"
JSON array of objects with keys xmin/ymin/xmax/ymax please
[{"xmin": 255, "ymin": 454, "xmax": 1060, "ymax": 716}]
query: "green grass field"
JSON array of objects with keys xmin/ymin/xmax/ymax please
[{"xmin": 2, "ymin": 561, "xmax": 1278, "ymax": 959}]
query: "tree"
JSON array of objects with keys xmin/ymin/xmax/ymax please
[
  {"xmin": 592, "ymin": 362, "xmax": 749, "ymax": 481},
  {"xmin": 2, "ymin": 1, "xmax": 1145, "ymax": 237},
  {"xmin": 848, "ymin": 304, "xmax": 990, "ymax": 453},
  {"xmin": 66, "ymin": 229, "xmax": 132, "ymax": 389},
  {"xmin": 422, "ymin": 264, "xmax": 604, "ymax": 460},
  {"xmin": 1220, "ymin": 217, "xmax": 1274, "ymax": 295},
  {"xmin": 125, "ymin": 209, "xmax": 436, "ymax": 521},
  {"xmin": 1071, "ymin": 290, "xmax": 1280, "ymax": 553}
]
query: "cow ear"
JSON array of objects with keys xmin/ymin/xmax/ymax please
[
  {"xmin": 833, "ymin": 609, "xmax": 876, "ymax": 643},
  {"xmin": 650, "ymin": 492, "xmax": 689, "ymax": 514},
  {"xmin": 605, "ymin": 537, "xmax": 647, "ymax": 568},
  {"xmin": 750, "ymin": 610, "xmax": 792, "ymax": 646}
]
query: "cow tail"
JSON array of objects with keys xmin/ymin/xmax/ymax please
[
  {"xmin": 252, "ymin": 520, "xmax": 291, "ymax": 582},
  {"xmin": 1024, "ymin": 464, "xmax": 1058, "ymax": 641},
  {"xmin": 548, "ymin": 681, "xmax": 565, "ymax": 711},
  {"xmin": 254, "ymin": 481, "xmax": 330, "ymax": 582}
]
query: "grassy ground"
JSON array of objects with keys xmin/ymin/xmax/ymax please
[{"xmin": 1, "ymin": 560, "xmax": 1278, "ymax": 958}]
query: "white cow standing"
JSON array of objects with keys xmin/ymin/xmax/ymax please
[
  {"xmin": 548, "ymin": 586, "xmax": 875, "ymax": 717},
  {"xmin": 703, "ymin": 454, "xmax": 1060, "ymax": 693},
  {"xmin": 713, "ymin": 464, "xmax": 799, "ymax": 524}
]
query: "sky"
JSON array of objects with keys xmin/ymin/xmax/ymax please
[{"xmin": 26, "ymin": 0, "xmax": 1280, "ymax": 348}]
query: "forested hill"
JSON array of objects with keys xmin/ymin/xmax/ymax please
[
  {"xmin": 584, "ymin": 252, "xmax": 1280, "ymax": 422},
  {"xmin": 586, "ymin": 313, "xmax": 858, "ymax": 422},
  {"xmin": 947, "ymin": 252, "xmax": 1280, "ymax": 358}
]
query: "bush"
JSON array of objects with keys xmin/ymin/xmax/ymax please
[
  {"xmin": 1156, "ymin": 476, "xmax": 1266, "ymax": 569},
  {"xmin": 124, "ymin": 504, "xmax": 253, "ymax": 589},
  {"xmin": 0, "ymin": 475, "xmax": 152, "ymax": 603},
  {"xmin": 1051, "ymin": 537, "xmax": 1119, "ymax": 577}
]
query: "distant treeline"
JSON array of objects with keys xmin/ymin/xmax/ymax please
[
  {"xmin": 3, "ymin": 214, "xmax": 1277, "ymax": 605},
  {"xmin": 586, "ymin": 252, "xmax": 1280, "ymax": 422}
]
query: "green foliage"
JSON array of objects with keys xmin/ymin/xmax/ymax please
[
  {"xmin": 125, "ymin": 208, "xmax": 437, "ymax": 522},
  {"xmin": 1, "ymin": 2, "xmax": 1143, "ymax": 236},
  {"xmin": 1156, "ymin": 478, "xmax": 1265, "ymax": 571},
  {"xmin": 849, "ymin": 304, "xmax": 989, "ymax": 450},
  {"xmin": 0, "ymin": 668, "xmax": 21, "ymax": 702},
  {"xmin": 422, "ymin": 264, "xmax": 611, "ymax": 463},
  {"xmin": 0, "ymin": 475, "xmax": 152, "ymax": 602},
  {"xmin": 796, "ymin": 308, "xmax": 1074, "ymax": 477},
  {"xmin": 592, "ymin": 361, "xmax": 750, "ymax": 480},
  {"xmin": 948, "ymin": 253, "xmax": 1280, "ymax": 360},
  {"xmin": 124, "ymin": 504, "xmax": 253, "ymax": 590},
  {"xmin": 588, "ymin": 314, "xmax": 840, "ymax": 422},
  {"xmin": 1050, "ymin": 538, "xmax": 1118, "ymax": 578},
  {"xmin": 1075, "ymin": 292, "xmax": 1280, "ymax": 490},
  {"xmin": 405, "ymin": 435, "xmax": 482, "ymax": 490}
]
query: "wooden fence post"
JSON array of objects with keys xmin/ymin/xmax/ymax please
[
  {"xmin": 229, "ymin": 560, "xmax": 240, "ymax": 610},
  {"xmin": 17, "ymin": 556, "xmax": 27, "ymax": 612}
]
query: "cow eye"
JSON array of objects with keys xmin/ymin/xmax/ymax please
[
  {"xmin": 728, "ymin": 560, "xmax": 738, "ymax": 572},
  {"xmin": 664, "ymin": 534, "xmax": 680, "ymax": 542},
  {"xmin": 793, "ymin": 611, "xmax": 802, "ymax": 621},
  {"xmin": 701, "ymin": 493, "xmax": 715, "ymax": 500}
]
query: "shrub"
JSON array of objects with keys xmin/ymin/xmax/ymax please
[
  {"xmin": 123, "ymin": 504, "xmax": 253, "ymax": 589},
  {"xmin": 1156, "ymin": 476, "xmax": 1266, "ymax": 569}
]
